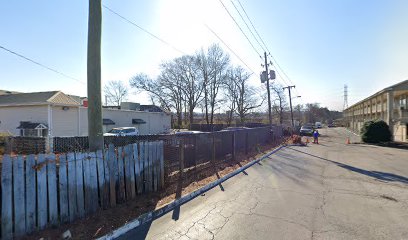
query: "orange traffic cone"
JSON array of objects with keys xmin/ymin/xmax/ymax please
[{"xmin": 346, "ymin": 137, "xmax": 350, "ymax": 144}]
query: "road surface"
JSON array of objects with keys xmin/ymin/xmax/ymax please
[{"xmin": 119, "ymin": 127, "xmax": 408, "ymax": 240}]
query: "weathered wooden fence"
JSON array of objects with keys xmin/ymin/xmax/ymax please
[{"xmin": 0, "ymin": 141, "xmax": 164, "ymax": 239}]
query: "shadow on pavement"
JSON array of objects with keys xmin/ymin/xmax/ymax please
[
  {"xmin": 286, "ymin": 146, "xmax": 408, "ymax": 185},
  {"xmin": 237, "ymin": 162, "xmax": 248, "ymax": 175}
]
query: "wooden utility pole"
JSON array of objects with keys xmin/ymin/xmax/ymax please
[
  {"xmin": 283, "ymin": 85, "xmax": 296, "ymax": 128},
  {"xmin": 87, "ymin": 0, "xmax": 104, "ymax": 151},
  {"xmin": 264, "ymin": 52, "xmax": 272, "ymax": 130}
]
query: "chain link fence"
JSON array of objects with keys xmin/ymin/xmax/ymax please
[{"xmin": 2, "ymin": 126, "xmax": 285, "ymax": 185}]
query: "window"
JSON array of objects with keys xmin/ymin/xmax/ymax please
[{"xmin": 400, "ymin": 96, "xmax": 407, "ymax": 110}]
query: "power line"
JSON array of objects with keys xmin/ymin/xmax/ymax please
[
  {"xmin": 0, "ymin": 45, "xmax": 84, "ymax": 84},
  {"xmin": 218, "ymin": 0, "xmax": 262, "ymax": 59},
  {"xmin": 236, "ymin": 0, "xmax": 271, "ymax": 53},
  {"xmin": 230, "ymin": 0, "xmax": 266, "ymax": 53},
  {"xmin": 234, "ymin": 0, "xmax": 301, "ymax": 99},
  {"xmin": 102, "ymin": 5, "xmax": 186, "ymax": 55},
  {"xmin": 205, "ymin": 24, "xmax": 255, "ymax": 74}
]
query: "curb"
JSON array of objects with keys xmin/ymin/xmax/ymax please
[{"xmin": 97, "ymin": 144, "xmax": 287, "ymax": 240}]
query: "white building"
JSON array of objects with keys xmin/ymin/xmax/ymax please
[{"xmin": 0, "ymin": 91, "xmax": 171, "ymax": 137}]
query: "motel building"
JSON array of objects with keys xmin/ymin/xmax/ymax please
[{"xmin": 343, "ymin": 80, "xmax": 408, "ymax": 142}]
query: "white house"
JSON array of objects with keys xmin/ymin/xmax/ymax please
[{"xmin": 0, "ymin": 91, "xmax": 171, "ymax": 137}]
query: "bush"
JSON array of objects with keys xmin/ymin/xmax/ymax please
[{"xmin": 360, "ymin": 120, "xmax": 391, "ymax": 143}]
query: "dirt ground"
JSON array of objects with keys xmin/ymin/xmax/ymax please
[{"xmin": 21, "ymin": 141, "xmax": 286, "ymax": 240}]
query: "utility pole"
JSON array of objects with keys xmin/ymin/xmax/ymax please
[
  {"xmin": 263, "ymin": 52, "xmax": 272, "ymax": 130},
  {"xmin": 87, "ymin": 0, "xmax": 104, "ymax": 151},
  {"xmin": 283, "ymin": 85, "xmax": 296, "ymax": 128}
]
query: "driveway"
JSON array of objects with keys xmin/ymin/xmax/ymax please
[{"xmin": 119, "ymin": 127, "xmax": 408, "ymax": 240}]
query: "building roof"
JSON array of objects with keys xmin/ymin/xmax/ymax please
[
  {"xmin": 345, "ymin": 79, "xmax": 408, "ymax": 111},
  {"xmin": 16, "ymin": 121, "xmax": 48, "ymax": 129},
  {"xmin": 0, "ymin": 91, "xmax": 80, "ymax": 107},
  {"xmin": 0, "ymin": 90, "xmax": 22, "ymax": 95}
]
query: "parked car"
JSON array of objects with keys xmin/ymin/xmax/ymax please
[
  {"xmin": 103, "ymin": 127, "xmax": 139, "ymax": 136},
  {"xmin": 300, "ymin": 125, "xmax": 314, "ymax": 136},
  {"xmin": 315, "ymin": 122, "xmax": 322, "ymax": 128}
]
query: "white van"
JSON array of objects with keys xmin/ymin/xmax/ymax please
[{"xmin": 315, "ymin": 122, "xmax": 322, "ymax": 129}]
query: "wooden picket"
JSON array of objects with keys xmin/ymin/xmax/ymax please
[
  {"xmin": 37, "ymin": 154, "xmax": 48, "ymax": 230},
  {"xmin": 59, "ymin": 154, "xmax": 69, "ymax": 224},
  {"xmin": 47, "ymin": 154, "xmax": 58, "ymax": 226},
  {"xmin": 25, "ymin": 154, "xmax": 36, "ymax": 233},
  {"xmin": 67, "ymin": 152, "xmax": 77, "ymax": 222},
  {"xmin": 133, "ymin": 143, "xmax": 142, "ymax": 194},
  {"xmin": 96, "ymin": 150, "xmax": 106, "ymax": 209},
  {"xmin": 13, "ymin": 155, "xmax": 26, "ymax": 236},
  {"xmin": 75, "ymin": 152, "xmax": 85, "ymax": 218},
  {"xmin": 107, "ymin": 144, "xmax": 117, "ymax": 207},
  {"xmin": 1, "ymin": 155, "xmax": 12, "ymax": 240},
  {"xmin": 117, "ymin": 147, "xmax": 126, "ymax": 203},
  {"xmin": 0, "ymin": 141, "xmax": 164, "ymax": 239}
]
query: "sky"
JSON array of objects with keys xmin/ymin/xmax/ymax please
[{"xmin": 1, "ymin": 0, "xmax": 408, "ymax": 111}]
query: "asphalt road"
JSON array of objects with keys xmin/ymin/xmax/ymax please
[{"xmin": 119, "ymin": 127, "xmax": 408, "ymax": 240}]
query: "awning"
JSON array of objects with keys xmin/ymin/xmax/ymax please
[
  {"xmin": 132, "ymin": 118, "xmax": 146, "ymax": 124},
  {"xmin": 103, "ymin": 118, "xmax": 115, "ymax": 125}
]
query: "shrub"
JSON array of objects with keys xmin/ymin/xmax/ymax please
[{"xmin": 360, "ymin": 120, "xmax": 391, "ymax": 143}]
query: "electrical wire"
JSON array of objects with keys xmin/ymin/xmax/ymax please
[
  {"xmin": 103, "ymin": 5, "xmax": 186, "ymax": 55},
  {"xmin": 233, "ymin": 0, "xmax": 302, "ymax": 101},
  {"xmin": 236, "ymin": 0, "xmax": 270, "ymax": 53},
  {"xmin": 218, "ymin": 0, "xmax": 262, "ymax": 59},
  {"xmin": 0, "ymin": 45, "xmax": 84, "ymax": 84},
  {"xmin": 205, "ymin": 24, "xmax": 256, "ymax": 74},
  {"xmin": 230, "ymin": 0, "xmax": 266, "ymax": 53}
]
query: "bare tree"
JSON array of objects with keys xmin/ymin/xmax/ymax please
[
  {"xmin": 175, "ymin": 55, "xmax": 205, "ymax": 128},
  {"xmin": 271, "ymin": 84, "xmax": 287, "ymax": 124},
  {"xmin": 130, "ymin": 72, "xmax": 182, "ymax": 126},
  {"xmin": 196, "ymin": 44, "xmax": 230, "ymax": 128},
  {"xmin": 224, "ymin": 66, "xmax": 263, "ymax": 124},
  {"xmin": 104, "ymin": 80, "xmax": 129, "ymax": 106}
]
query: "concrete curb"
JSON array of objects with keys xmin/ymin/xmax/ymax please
[{"xmin": 97, "ymin": 144, "xmax": 287, "ymax": 240}]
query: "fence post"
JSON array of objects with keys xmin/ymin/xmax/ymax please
[
  {"xmin": 232, "ymin": 131, "xmax": 236, "ymax": 161},
  {"xmin": 46, "ymin": 137, "xmax": 54, "ymax": 153},
  {"xmin": 194, "ymin": 135, "xmax": 198, "ymax": 180},
  {"xmin": 179, "ymin": 139, "xmax": 184, "ymax": 176},
  {"xmin": 212, "ymin": 133, "xmax": 216, "ymax": 163},
  {"xmin": 245, "ymin": 131, "xmax": 249, "ymax": 155}
]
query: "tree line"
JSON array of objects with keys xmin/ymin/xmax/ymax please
[
  {"xmin": 103, "ymin": 44, "xmax": 342, "ymax": 129},
  {"xmin": 128, "ymin": 44, "xmax": 264, "ymax": 128}
]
